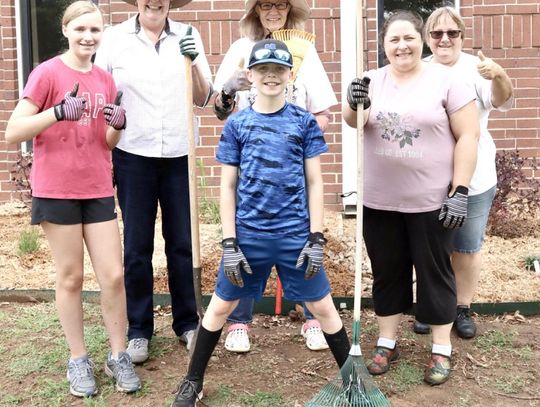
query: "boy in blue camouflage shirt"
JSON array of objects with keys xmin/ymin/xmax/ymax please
[{"xmin": 171, "ymin": 39, "xmax": 350, "ymax": 407}]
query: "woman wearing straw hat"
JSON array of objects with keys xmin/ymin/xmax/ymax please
[
  {"xmin": 94, "ymin": 0, "xmax": 213, "ymax": 363},
  {"xmin": 213, "ymin": 0, "xmax": 338, "ymax": 355}
]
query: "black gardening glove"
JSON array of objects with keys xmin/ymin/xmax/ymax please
[
  {"xmin": 222, "ymin": 238, "xmax": 253, "ymax": 287},
  {"xmin": 439, "ymin": 185, "xmax": 469, "ymax": 229},
  {"xmin": 296, "ymin": 232, "xmax": 327, "ymax": 280},
  {"xmin": 179, "ymin": 26, "xmax": 198, "ymax": 62},
  {"xmin": 103, "ymin": 91, "xmax": 126, "ymax": 130},
  {"xmin": 54, "ymin": 82, "xmax": 87, "ymax": 121},
  {"xmin": 346, "ymin": 77, "xmax": 371, "ymax": 111}
]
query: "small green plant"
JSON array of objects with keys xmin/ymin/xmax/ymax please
[
  {"xmin": 197, "ymin": 158, "xmax": 221, "ymax": 224},
  {"xmin": 524, "ymin": 254, "xmax": 540, "ymax": 272},
  {"xmin": 17, "ymin": 228, "xmax": 40, "ymax": 256}
]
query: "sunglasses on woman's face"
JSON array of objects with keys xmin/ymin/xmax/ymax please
[
  {"xmin": 258, "ymin": 1, "xmax": 289, "ymax": 11},
  {"xmin": 429, "ymin": 30, "xmax": 461, "ymax": 40},
  {"xmin": 252, "ymin": 48, "xmax": 292, "ymax": 63}
]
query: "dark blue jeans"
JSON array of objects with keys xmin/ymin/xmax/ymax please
[
  {"xmin": 113, "ymin": 148, "xmax": 199, "ymax": 340},
  {"xmin": 228, "ymin": 297, "xmax": 314, "ymax": 324}
]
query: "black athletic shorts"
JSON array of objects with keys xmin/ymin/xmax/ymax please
[{"xmin": 31, "ymin": 197, "xmax": 117, "ymax": 225}]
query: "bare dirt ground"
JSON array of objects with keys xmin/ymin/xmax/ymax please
[{"xmin": 1, "ymin": 201, "xmax": 540, "ymax": 406}]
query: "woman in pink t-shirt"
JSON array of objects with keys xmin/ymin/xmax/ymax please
[
  {"xmin": 343, "ymin": 10, "xmax": 479, "ymax": 385},
  {"xmin": 5, "ymin": 1, "xmax": 140, "ymax": 397}
]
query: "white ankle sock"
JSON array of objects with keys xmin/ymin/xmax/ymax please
[
  {"xmin": 432, "ymin": 343, "xmax": 452, "ymax": 357},
  {"xmin": 377, "ymin": 337, "xmax": 396, "ymax": 349}
]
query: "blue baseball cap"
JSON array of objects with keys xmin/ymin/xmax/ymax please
[{"xmin": 247, "ymin": 39, "xmax": 293, "ymax": 69}]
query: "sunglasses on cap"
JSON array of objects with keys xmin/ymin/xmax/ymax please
[
  {"xmin": 252, "ymin": 48, "xmax": 292, "ymax": 63},
  {"xmin": 429, "ymin": 30, "xmax": 461, "ymax": 40},
  {"xmin": 258, "ymin": 1, "xmax": 289, "ymax": 11}
]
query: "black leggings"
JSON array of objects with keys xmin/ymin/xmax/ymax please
[{"xmin": 363, "ymin": 207, "xmax": 457, "ymax": 325}]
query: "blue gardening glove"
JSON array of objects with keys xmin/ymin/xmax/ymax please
[
  {"xmin": 222, "ymin": 238, "xmax": 253, "ymax": 287},
  {"xmin": 179, "ymin": 26, "xmax": 198, "ymax": 62},
  {"xmin": 54, "ymin": 82, "xmax": 87, "ymax": 121},
  {"xmin": 104, "ymin": 91, "xmax": 126, "ymax": 130},
  {"xmin": 346, "ymin": 77, "xmax": 371, "ymax": 111},
  {"xmin": 439, "ymin": 185, "xmax": 469, "ymax": 229},
  {"xmin": 296, "ymin": 232, "xmax": 327, "ymax": 280}
]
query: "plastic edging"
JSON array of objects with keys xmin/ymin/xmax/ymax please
[{"xmin": 1, "ymin": 289, "xmax": 540, "ymax": 316}]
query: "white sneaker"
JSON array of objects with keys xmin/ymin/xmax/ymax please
[
  {"xmin": 126, "ymin": 338, "xmax": 149, "ymax": 364},
  {"xmin": 179, "ymin": 329, "xmax": 197, "ymax": 352},
  {"xmin": 224, "ymin": 323, "xmax": 251, "ymax": 353},
  {"xmin": 301, "ymin": 320, "xmax": 329, "ymax": 351}
]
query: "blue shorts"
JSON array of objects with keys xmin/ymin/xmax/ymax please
[
  {"xmin": 215, "ymin": 235, "xmax": 332, "ymax": 303},
  {"xmin": 454, "ymin": 186, "xmax": 496, "ymax": 253}
]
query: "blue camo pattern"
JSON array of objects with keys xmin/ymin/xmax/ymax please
[{"xmin": 216, "ymin": 103, "xmax": 328, "ymax": 238}]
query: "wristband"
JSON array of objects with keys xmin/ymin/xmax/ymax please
[
  {"xmin": 53, "ymin": 104, "xmax": 64, "ymax": 121},
  {"xmin": 308, "ymin": 232, "xmax": 327, "ymax": 246}
]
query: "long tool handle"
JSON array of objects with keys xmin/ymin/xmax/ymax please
[
  {"xmin": 185, "ymin": 27, "xmax": 204, "ymax": 319},
  {"xmin": 275, "ymin": 276, "xmax": 283, "ymax": 315},
  {"xmin": 353, "ymin": 0, "xmax": 365, "ymax": 322}
]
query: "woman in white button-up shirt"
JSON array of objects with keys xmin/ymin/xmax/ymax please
[{"xmin": 94, "ymin": 0, "xmax": 213, "ymax": 362}]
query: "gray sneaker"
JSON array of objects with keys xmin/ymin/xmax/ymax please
[
  {"xmin": 126, "ymin": 338, "xmax": 149, "ymax": 364},
  {"xmin": 66, "ymin": 355, "xmax": 97, "ymax": 397},
  {"xmin": 105, "ymin": 352, "xmax": 142, "ymax": 393},
  {"xmin": 179, "ymin": 329, "xmax": 197, "ymax": 351}
]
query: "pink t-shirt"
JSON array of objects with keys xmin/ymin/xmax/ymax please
[
  {"xmin": 23, "ymin": 56, "xmax": 117, "ymax": 199},
  {"xmin": 363, "ymin": 63, "xmax": 476, "ymax": 213}
]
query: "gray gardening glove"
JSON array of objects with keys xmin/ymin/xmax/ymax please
[
  {"xmin": 296, "ymin": 232, "xmax": 327, "ymax": 280},
  {"xmin": 439, "ymin": 185, "xmax": 469, "ymax": 229},
  {"xmin": 346, "ymin": 77, "xmax": 371, "ymax": 111},
  {"xmin": 103, "ymin": 91, "xmax": 126, "ymax": 130},
  {"xmin": 179, "ymin": 26, "xmax": 198, "ymax": 62},
  {"xmin": 222, "ymin": 237, "xmax": 253, "ymax": 287},
  {"xmin": 54, "ymin": 82, "xmax": 87, "ymax": 121},
  {"xmin": 222, "ymin": 69, "xmax": 251, "ymax": 98}
]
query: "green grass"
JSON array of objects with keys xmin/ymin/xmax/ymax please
[
  {"xmin": 475, "ymin": 329, "xmax": 516, "ymax": 351},
  {"xmin": 17, "ymin": 227, "xmax": 40, "ymax": 255},
  {"xmin": 388, "ymin": 361, "xmax": 423, "ymax": 392},
  {"xmin": 239, "ymin": 390, "xmax": 282, "ymax": 406}
]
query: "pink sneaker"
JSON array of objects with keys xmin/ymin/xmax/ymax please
[
  {"xmin": 301, "ymin": 320, "xmax": 329, "ymax": 351},
  {"xmin": 224, "ymin": 323, "xmax": 250, "ymax": 353}
]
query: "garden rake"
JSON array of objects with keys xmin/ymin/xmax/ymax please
[
  {"xmin": 271, "ymin": 28, "xmax": 315, "ymax": 102},
  {"xmin": 305, "ymin": 2, "xmax": 390, "ymax": 406}
]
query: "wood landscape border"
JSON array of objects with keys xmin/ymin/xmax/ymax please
[{"xmin": 1, "ymin": 290, "xmax": 539, "ymax": 316}]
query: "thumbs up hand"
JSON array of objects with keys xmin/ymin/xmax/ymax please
[
  {"xmin": 54, "ymin": 82, "xmax": 87, "ymax": 121},
  {"xmin": 477, "ymin": 51, "xmax": 503, "ymax": 80},
  {"xmin": 179, "ymin": 26, "xmax": 199, "ymax": 62},
  {"xmin": 104, "ymin": 91, "xmax": 126, "ymax": 130}
]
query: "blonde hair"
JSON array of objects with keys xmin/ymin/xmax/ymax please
[
  {"xmin": 62, "ymin": 0, "xmax": 102, "ymax": 27},
  {"xmin": 424, "ymin": 7, "xmax": 465, "ymax": 41},
  {"xmin": 240, "ymin": 5, "xmax": 307, "ymax": 41}
]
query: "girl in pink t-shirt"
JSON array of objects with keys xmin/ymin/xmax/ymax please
[
  {"xmin": 343, "ymin": 10, "xmax": 479, "ymax": 386},
  {"xmin": 5, "ymin": 1, "xmax": 140, "ymax": 397}
]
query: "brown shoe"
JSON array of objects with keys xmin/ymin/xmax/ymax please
[
  {"xmin": 424, "ymin": 353, "xmax": 451, "ymax": 385},
  {"xmin": 367, "ymin": 346, "xmax": 399, "ymax": 375}
]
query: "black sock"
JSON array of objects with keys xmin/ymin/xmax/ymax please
[
  {"xmin": 186, "ymin": 325, "xmax": 223, "ymax": 382},
  {"xmin": 323, "ymin": 326, "xmax": 350, "ymax": 368}
]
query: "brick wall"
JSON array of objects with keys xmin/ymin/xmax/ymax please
[{"xmin": 0, "ymin": 0, "xmax": 538, "ymax": 208}]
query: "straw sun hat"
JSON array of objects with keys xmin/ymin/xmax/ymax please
[
  {"xmin": 244, "ymin": 0, "xmax": 310, "ymax": 21},
  {"xmin": 121, "ymin": 0, "xmax": 192, "ymax": 9}
]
